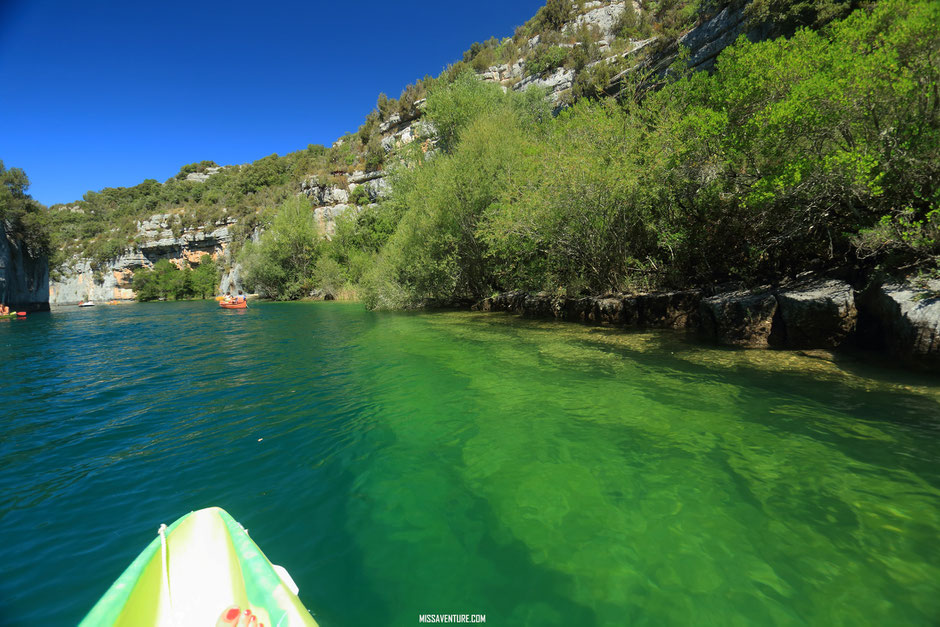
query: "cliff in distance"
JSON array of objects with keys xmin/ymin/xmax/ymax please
[{"xmin": 1, "ymin": 223, "xmax": 49, "ymax": 312}]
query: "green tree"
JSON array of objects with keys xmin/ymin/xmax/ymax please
[
  {"xmin": 0, "ymin": 161, "xmax": 51, "ymax": 256},
  {"xmin": 539, "ymin": 0, "xmax": 572, "ymax": 31},
  {"xmin": 424, "ymin": 72, "xmax": 508, "ymax": 153},
  {"xmin": 132, "ymin": 265, "xmax": 159, "ymax": 301},
  {"xmin": 191, "ymin": 258, "xmax": 220, "ymax": 299},
  {"xmin": 363, "ymin": 103, "xmax": 537, "ymax": 308},
  {"xmin": 240, "ymin": 197, "xmax": 320, "ymax": 300},
  {"xmin": 313, "ymin": 256, "xmax": 347, "ymax": 296}
]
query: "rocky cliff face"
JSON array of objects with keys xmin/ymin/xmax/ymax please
[
  {"xmin": 0, "ymin": 223, "xmax": 49, "ymax": 311},
  {"xmin": 49, "ymin": 214, "xmax": 236, "ymax": 305},
  {"xmin": 300, "ymin": 169, "xmax": 390, "ymax": 238}
]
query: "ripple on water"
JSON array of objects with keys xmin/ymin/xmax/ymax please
[{"xmin": 1, "ymin": 302, "xmax": 938, "ymax": 626}]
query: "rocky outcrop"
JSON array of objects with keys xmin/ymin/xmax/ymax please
[
  {"xmin": 775, "ymin": 279, "xmax": 857, "ymax": 348},
  {"xmin": 860, "ymin": 279, "xmax": 940, "ymax": 362},
  {"xmin": 699, "ymin": 289, "xmax": 778, "ymax": 347},
  {"xmin": 698, "ymin": 280, "xmax": 859, "ymax": 349},
  {"xmin": 50, "ymin": 213, "xmax": 235, "ymax": 305},
  {"xmin": 0, "ymin": 224, "xmax": 49, "ymax": 311},
  {"xmin": 300, "ymin": 170, "xmax": 391, "ymax": 238},
  {"xmin": 481, "ymin": 60, "xmax": 526, "ymax": 86},
  {"xmin": 515, "ymin": 67, "xmax": 577, "ymax": 102},
  {"xmin": 474, "ymin": 280, "xmax": 869, "ymax": 350},
  {"xmin": 135, "ymin": 214, "xmax": 233, "ymax": 256},
  {"xmin": 676, "ymin": 4, "xmax": 750, "ymax": 71},
  {"xmin": 301, "ymin": 177, "xmax": 349, "ymax": 205},
  {"xmin": 184, "ymin": 166, "xmax": 222, "ymax": 183},
  {"xmin": 474, "ymin": 290, "xmax": 702, "ymax": 329},
  {"xmin": 572, "ymin": 1, "xmax": 628, "ymax": 35}
]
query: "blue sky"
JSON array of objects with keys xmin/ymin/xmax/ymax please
[{"xmin": 0, "ymin": 1, "xmax": 545, "ymax": 206}]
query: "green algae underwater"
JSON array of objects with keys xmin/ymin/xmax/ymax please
[{"xmin": 1, "ymin": 301, "xmax": 938, "ymax": 626}]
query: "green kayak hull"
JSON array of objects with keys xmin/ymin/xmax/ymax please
[{"xmin": 81, "ymin": 507, "xmax": 318, "ymax": 626}]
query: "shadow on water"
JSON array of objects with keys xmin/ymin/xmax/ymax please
[{"xmin": 459, "ymin": 313, "xmax": 940, "ymax": 485}]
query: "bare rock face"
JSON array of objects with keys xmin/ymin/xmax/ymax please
[
  {"xmin": 515, "ymin": 67, "xmax": 576, "ymax": 102},
  {"xmin": 300, "ymin": 177, "xmax": 349, "ymax": 206},
  {"xmin": 313, "ymin": 204, "xmax": 359, "ymax": 238},
  {"xmin": 571, "ymin": 2, "xmax": 627, "ymax": 36},
  {"xmin": 775, "ymin": 279, "xmax": 856, "ymax": 348},
  {"xmin": 699, "ymin": 289, "xmax": 777, "ymax": 347},
  {"xmin": 184, "ymin": 167, "xmax": 221, "ymax": 183},
  {"xmin": 677, "ymin": 4, "xmax": 749, "ymax": 71},
  {"xmin": 0, "ymin": 224, "xmax": 49, "ymax": 311},
  {"xmin": 863, "ymin": 279, "xmax": 940, "ymax": 361}
]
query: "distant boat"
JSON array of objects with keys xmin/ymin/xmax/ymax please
[
  {"xmin": 78, "ymin": 301, "xmax": 95, "ymax": 307},
  {"xmin": 220, "ymin": 299, "xmax": 248, "ymax": 309}
]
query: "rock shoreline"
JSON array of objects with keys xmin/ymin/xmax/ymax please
[{"xmin": 472, "ymin": 278, "xmax": 940, "ymax": 367}]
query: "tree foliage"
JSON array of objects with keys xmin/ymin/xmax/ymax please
[
  {"xmin": 358, "ymin": 0, "xmax": 939, "ymax": 307},
  {"xmin": 239, "ymin": 197, "xmax": 321, "ymax": 300},
  {"xmin": 0, "ymin": 161, "xmax": 51, "ymax": 257},
  {"xmin": 132, "ymin": 257, "xmax": 219, "ymax": 301}
]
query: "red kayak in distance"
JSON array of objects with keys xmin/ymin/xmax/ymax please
[{"xmin": 219, "ymin": 300, "xmax": 248, "ymax": 309}]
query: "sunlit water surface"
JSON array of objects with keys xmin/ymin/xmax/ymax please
[{"xmin": 1, "ymin": 302, "xmax": 938, "ymax": 626}]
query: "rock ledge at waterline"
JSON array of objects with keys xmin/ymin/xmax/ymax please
[{"xmin": 473, "ymin": 278, "xmax": 940, "ymax": 365}]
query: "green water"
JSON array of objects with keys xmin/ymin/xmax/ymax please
[{"xmin": 1, "ymin": 302, "xmax": 938, "ymax": 626}]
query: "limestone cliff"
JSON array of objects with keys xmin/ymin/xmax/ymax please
[
  {"xmin": 0, "ymin": 223, "xmax": 49, "ymax": 311},
  {"xmin": 50, "ymin": 215, "xmax": 236, "ymax": 305}
]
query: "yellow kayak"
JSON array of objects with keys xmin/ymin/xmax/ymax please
[{"xmin": 81, "ymin": 507, "xmax": 318, "ymax": 626}]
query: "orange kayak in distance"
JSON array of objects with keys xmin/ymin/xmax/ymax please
[{"xmin": 219, "ymin": 300, "xmax": 248, "ymax": 309}]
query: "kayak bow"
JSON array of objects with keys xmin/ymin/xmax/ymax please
[{"xmin": 81, "ymin": 507, "xmax": 317, "ymax": 626}]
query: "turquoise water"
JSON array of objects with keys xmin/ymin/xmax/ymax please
[{"xmin": 1, "ymin": 301, "xmax": 938, "ymax": 626}]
